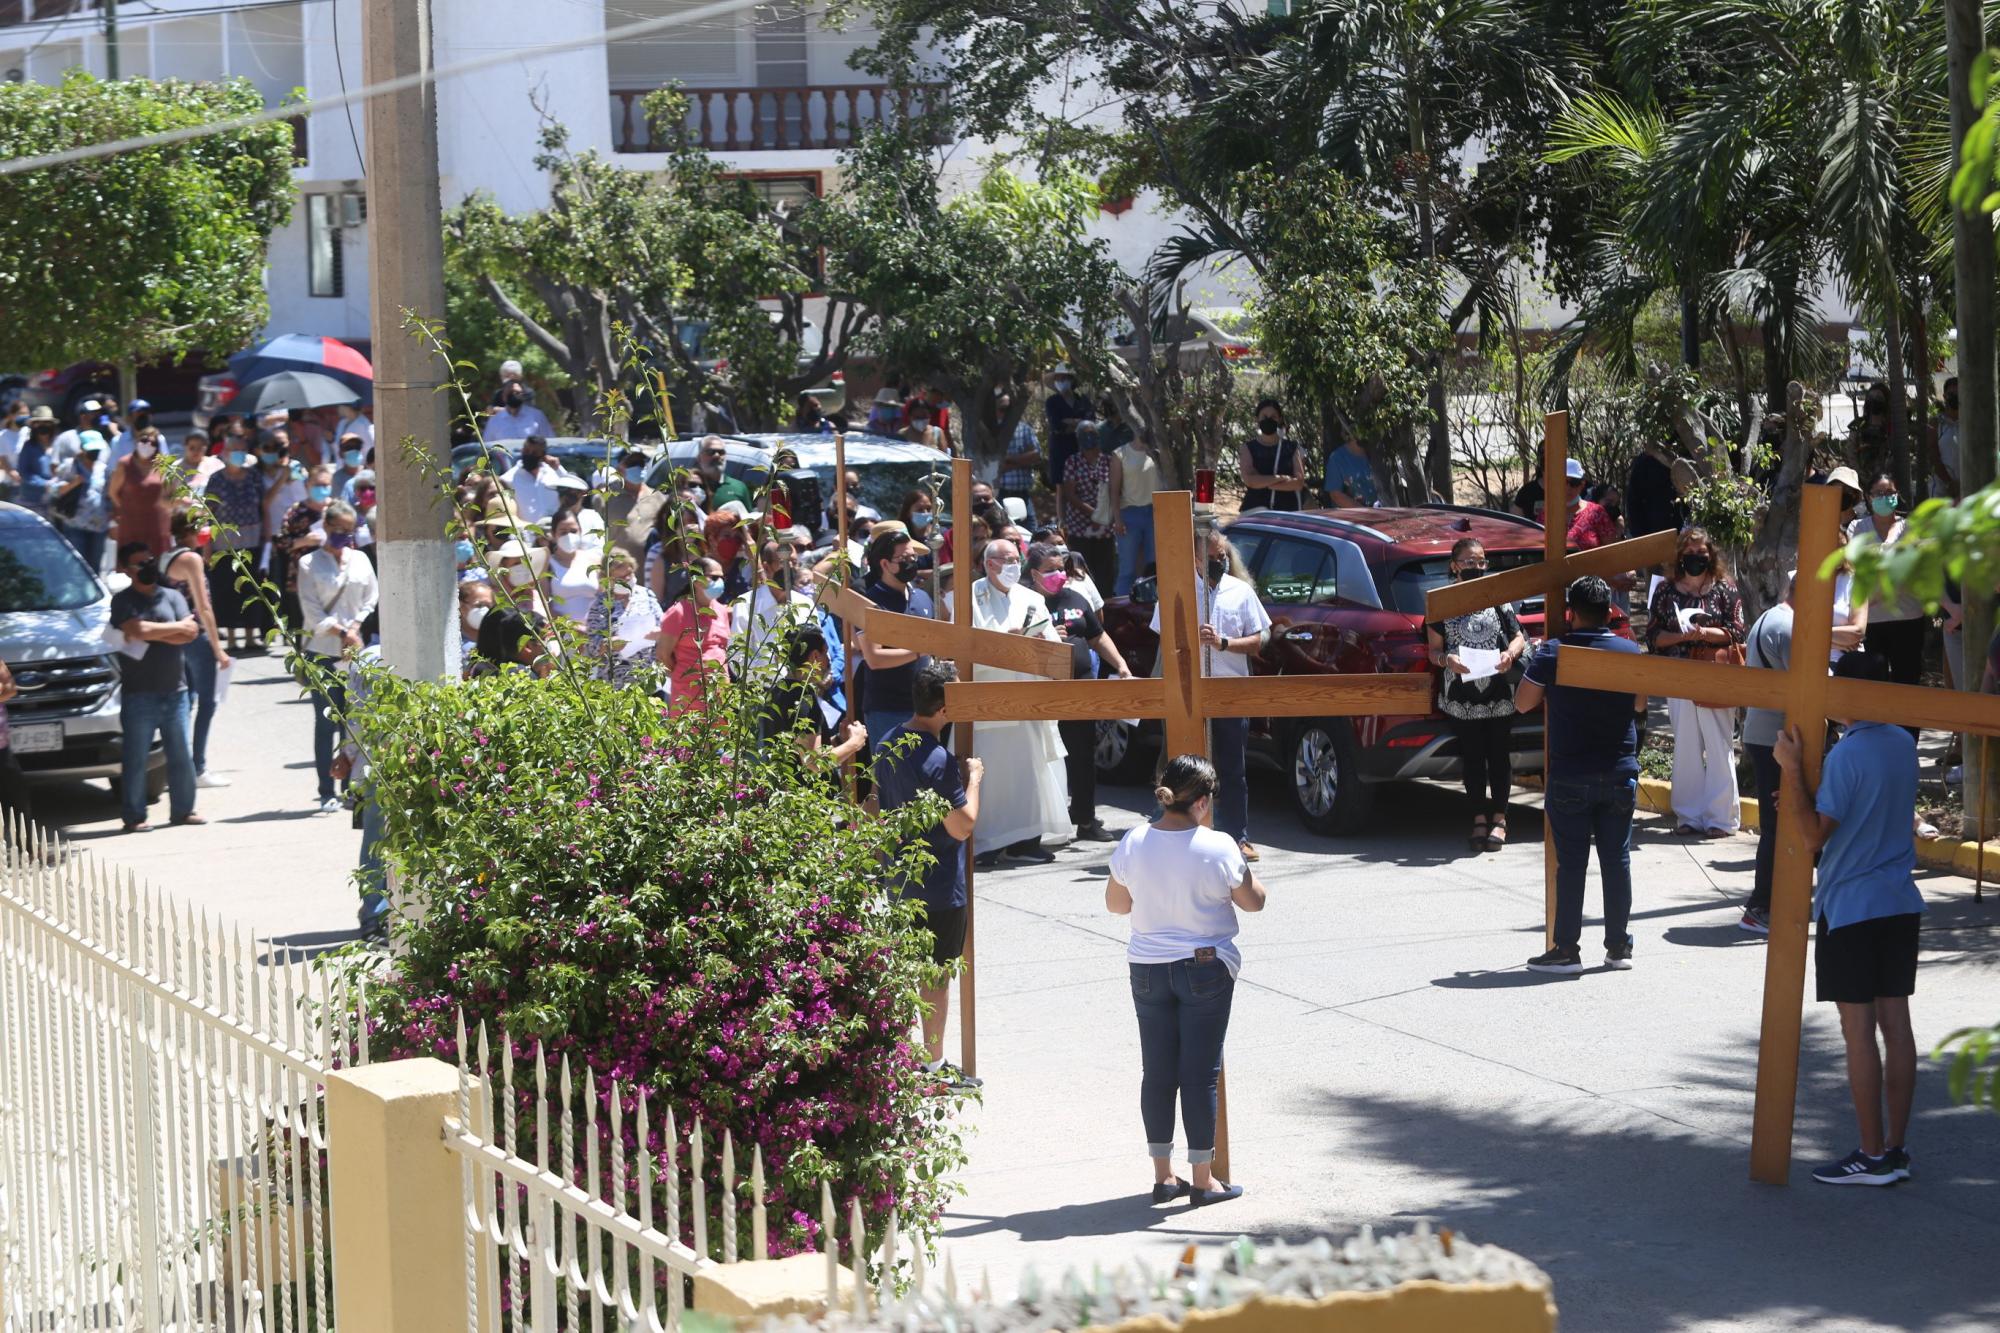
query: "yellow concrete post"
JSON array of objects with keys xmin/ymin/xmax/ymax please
[{"xmin": 325, "ymin": 1059, "xmax": 474, "ymax": 1333}]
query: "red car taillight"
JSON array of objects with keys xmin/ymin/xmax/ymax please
[
  {"xmin": 1218, "ymin": 344, "xmax": 1256, "ymax": 360},
  {"xmin": 27, "ymin": 369, "xmax": 57, "ymax": 389},
  {"xmin": 216, "ymin": 377, "xmax": 238, "ymax": 406}
]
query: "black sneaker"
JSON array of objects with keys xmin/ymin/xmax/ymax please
[
  {"xmin": 1075, "ymin": 821, "xmax": 1119, "ymax": 843},
  {"xmin": 1605, "ymin": 936, "xmax": 1634, "ymax": 970},
  {"xmin": 1883, "ymin": 1146, "xmax": 1912, "ymax": 1181},
  {"xmin": 1527, "ymin": 946, "xmax": 1583, "ymax": 974},
  {"xmin": 1151, "ymin": 1177, "xmax": 1189, "ymax": 1204},
  {"xmin": 932, "ymin": 1061, "xmax": 982, "ymax": 1093},
  {"xmin": 1003, "ymin": 841, "xmax": 1056, "ymax": 864},
  {"xmin": 1812, "ymin": 1148, "xmax": 1899, "ymax": 1187}
]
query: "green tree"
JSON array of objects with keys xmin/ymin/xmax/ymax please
[
  {"xmin": 0, "ymin": 72, "xmax": 296, "ymax": 398},
  {"xmin": 822, "ymin": 131, "xmax": 1121, "ymax": 466}
]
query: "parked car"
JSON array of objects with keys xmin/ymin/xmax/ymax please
[
  {"xmin": 0, "ymin": 504, "xmax": 165, "ymax": 799},
  {"xmin": 194, "ymin": 336, "xmax": 375, "ymax": 430},
  {"xmin": 451, "ymin": 438, "xmax": 664, "ymax": 486},
  {"xmin": 646, "ymin": 432, "xmax": 952, "ymax": 538},
  {"xmin": 19, "ymin": 356, "xmax": 222, "ymax": 424},
  {"xmin": 1095, "ymin": 504, "xmax": 1632, "ymax": 836}
]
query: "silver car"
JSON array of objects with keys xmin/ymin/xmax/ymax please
[{"xmin": 0, "ymin": 504, "xmax": 165, "ymax": 801}]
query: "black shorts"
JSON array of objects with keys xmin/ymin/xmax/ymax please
[
  {"xmin": 918, "ymin": 904, "xmax": 966, "ymax": 967},
  {"xmin": 1816, "ymin": 913, "xmax": 1920, "ymax": 1005}
]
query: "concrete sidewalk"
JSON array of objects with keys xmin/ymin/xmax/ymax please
[{"xmin": 943, "ymin": 774, "xmax": 2000, "ymax": 1332}]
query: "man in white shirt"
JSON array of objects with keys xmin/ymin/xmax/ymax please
[
  {"xmin": 0, "ymin": 403, "xmax": 34, "ymax": 481},
  {"xmin": 730, "ymin": 538, "xmax": 817, "ymax": 678},
  {"xmin": 501, "ymin": 435, "xmax": 564, "ymax": 526},
  {"xmin": 485, "ymin": 383, "xmax": 554, "ymax": 441},
  {"xmin": 1149, "ymin": 526, "xmax": 1273, "ymax": 860},
  {"xmin": 297, "ymin": 501, "xmax": 380, "ymax": 814},
  {"xmin": 943, "ymin": 538, "xmax": 1071, "ymax": 862}
]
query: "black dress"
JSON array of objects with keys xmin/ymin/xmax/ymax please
[{"xmin": 1242, "ymin": 436, "xmax": 1302, "ymax": 512}]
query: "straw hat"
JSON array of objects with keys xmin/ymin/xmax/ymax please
[{"xmin": 1824, "ymin": 465, "xmax": 1862, "ymax": 495}]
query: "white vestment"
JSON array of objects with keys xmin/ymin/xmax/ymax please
[{"xmin": 944, "ymin": 579, "xmax": 1072, "ymax": 853}]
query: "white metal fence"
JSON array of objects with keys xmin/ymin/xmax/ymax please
[{"xmin": 0, "ymin": 811, "xmax": 363, "ymax": 1331}]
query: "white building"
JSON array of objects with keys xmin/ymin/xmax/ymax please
[{"xmin": 0, "ymin": 0, "xmax": 1220, "ymax": 348}]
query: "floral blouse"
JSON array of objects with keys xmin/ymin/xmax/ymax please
[
  {"xmin": 1427, "ymin": 604, "xmax": 1524, "ymax": 720},
  {"xmin": 1645, "ymin": 577, "xmax": 1745, "ymax": 659},
  {"xmin": 1061, "ymin": 448, "xmax": 1114, "ymax": 539},
  {"xmin": 584, "ymin": 586, "xmax": 665, "ymax": 689},
  {"xmin": 203, "ymin": 467, "xmax": 266, "ymax": 547}
]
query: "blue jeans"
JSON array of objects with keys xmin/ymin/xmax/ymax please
[
  {"xmin": 1545, "ymin": 772, "xmax": 1636, "ymax": 953},
  {"xmin": 1747, "ymin": 743, "xmax": 1780, "ymax": 914},
  {"xmin": 121, "ymin": 689, "xmax": 196, "ymax": 826},
  {"xmin": 1130, "ymin": 959, "xmax": 1236, "ymax": 1161},
  {"xmin": 1211, "ymin": 715, "xmax": 1249, "ymax": 843},
  {"xmin": 61, "ymin": 524, "xmax": 106, "ymax": 573},
  {"xmin": 182, "ymin": 633, "xmax": 220, "ymax": 776},
  {"xmin": 309, "ymin": 654, "xmax": 347, "ymax": 801},
  {"xmin": 1114, "ymin": 504, "xmax": 1155, "ymax": 595},
  {"xmin": 358, "ymin": 796, "xmax": 388, "ymax": 928}
]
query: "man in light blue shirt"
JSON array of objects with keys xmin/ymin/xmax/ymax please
[{"xmin": 1774, "ymin": 649, "xmax": 1924, "ymax": 1188}]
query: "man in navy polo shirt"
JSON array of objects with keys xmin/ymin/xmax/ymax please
[
  {"xmin": 1514, "ymin": 575, "xmax": 1648, "ymax": 974},
  {"xmin": 1776, "ymin": 650, "xmax": 1924, "ymax": 1187},
  {"xmin": 874, "ymin": 660, "xmax": 984, "ymax": 1092}
]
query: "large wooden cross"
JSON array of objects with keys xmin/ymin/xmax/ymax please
[
  {"xmin": 1424, "ymin": 412, "xmax": 1682, "ymax": 946},
  {"xmin": 1552, "ymin": 481, "xmax": 2000, "ymax": 1182},
  {"xmin": 824, "ymin": 458, "xmax": 1071, "ymax": 1081},
  {"xmin": 940, "ymin": 487, "xmax": 1434, "ymax": 1178}
]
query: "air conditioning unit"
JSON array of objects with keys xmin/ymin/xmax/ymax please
[{"xmin": 338, "ymin": 192, "xmax": 367, "ymax": 228}]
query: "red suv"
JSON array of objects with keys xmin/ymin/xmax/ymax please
[{"xmin": 1095, "ymin": 505, "xmax": 1631, "ymax": 836}]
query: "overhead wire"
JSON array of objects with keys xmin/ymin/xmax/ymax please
[{"xmin": 0, "ymin": 0, "xmax": 773, "ymax": 177}]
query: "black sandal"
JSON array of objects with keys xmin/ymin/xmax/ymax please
[
  {"xmin": 1470, "ymin": 814, "xmax": 1489, "ymax": 850},
  {"xmin": 1192, "ymin": 1181, "xmax": 1244, "ymax": 1206}
]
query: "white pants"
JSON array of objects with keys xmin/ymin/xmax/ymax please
[{"xmin": 1668, "ymin": 698, "xmax": 1740, "ymax": 832}]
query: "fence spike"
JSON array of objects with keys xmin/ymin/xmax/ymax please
[
  {"xmin": 721, "ymin": 1127, "xmax": 738, "ymax": 1263},
  {"xmin": 691, "ymin": 1115, "xmax": 708, "ymax": 1262},
  {"xmin": 533, "ymin": 1039, "xmax": 549, "ymax": 1171},
  {"xmin": 751, "ymin": 1144, "xmax": 767, "ymax": 1260},
  {"xmin": 944, "ymin": 1249, "xmax": 958, "ymax": 1308},
  {"xmin": 662, "ymin": 1102, "xmax": 680, "ymax": 1251},
  {"xmin": 822, "ymin": 1179, "xmax": 838, "ymax": 1314},
  {"xmin": 881, "ymin": 1207, "xmax": 899, "ymax": 1306},
  {"xmin": 850, "ymin": 1195, "xmax": 868, "ymax": 1318}
]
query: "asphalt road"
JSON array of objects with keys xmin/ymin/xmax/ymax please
[{"xmin": 32, "ymin": 651, "xmax": 2000, "ymax": 1331}]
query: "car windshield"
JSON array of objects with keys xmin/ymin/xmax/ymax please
[
  {"xmin": 1387, "ymin": 548, "xmax": 1544, "ymax": 616},
  {"xmin": 0, "ymin": 519, "xmax": 102, "ymax": 612}
]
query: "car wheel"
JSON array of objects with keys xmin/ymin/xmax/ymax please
[
  {"xmin": 1286, "ymin": 719, "xmax": 1370, "ymax": 837},
  {"xmin": 1095, "ymin": 718, "xmax": 1154, "ymax": 785},
  {"xmin": 145, "ymin": 765, "xmax": 170, "ymax": 802}
]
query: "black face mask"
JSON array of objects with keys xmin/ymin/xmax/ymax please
[
  {"xmin": 1455, "ymin": 566, "xmax": 1486, "ymax": 581},
  {"xmin": 1206, "ymin": 556, "xmax": 1227, "ymax": 583},
  {"xmin": 1258, "ymin": 421, "xmax": 1279, "ymax": 436},
  {"xmin": 1946, "ymin": 394, "xmax": 1960, "ymax": 412},
  {"xmin": 1604, "ymin": 503, "xmax": 1624, "ymax": 522},
  {"xmin": 772, "ymin": 565, "xmax": 797, "ymax": 592},
  {"xmin": 1680, "ymin": 554, "xmax": 1711, "ymax": 577},
  {"xmin": 895, "ymin": 555, "xmax": 922, "ymax": 583},
  {"xmin": 521, "ymin": 453, "xmax": 545, "ymax": 469},
  {"xmin": 130, "ymin": 560, "xmax": 160, "ymax": 587}
]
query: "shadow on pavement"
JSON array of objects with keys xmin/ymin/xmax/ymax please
[
  {"xmin": 219, "ymin": 808, "xmax": 322, "ymax": 825},
  {"xmin": 943, "ymin": 1194, "xmax": 1256, "ymax": 1245},
  {"xmin": 262, "ymin": 928, "xmax": 365, "ymax": 962},
  {"xmin": 1430, "ymin": 968, "xmax": 1578, "ymax": 989}
]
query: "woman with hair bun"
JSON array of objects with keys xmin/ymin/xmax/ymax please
[{"xmin": 1105, "ymin": 753, "xmax": 1268, "ymax": 1208}]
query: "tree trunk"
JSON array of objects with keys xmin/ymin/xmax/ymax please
[
  {"xmin": 1879, "ymin": 294, "xmax": 1910, "ymax": 492},
  {"xmin": 1679, "ymin": 285, "xmax": 1701, "ymax": 369},
  {"xmin": 1761, "ymin": 309, "xmax": 1787, "ymax": 416},
  {"xmin": 1908, "ymin": 293, "xmax": 1929, "ymax": 502},
  {"xmin": 117, "ymin": 360, "xmax": 139, "ymax": 415},
  {"xmin": 1947, "ymin": 0, "xmax": 2000, "ymax": 833}
]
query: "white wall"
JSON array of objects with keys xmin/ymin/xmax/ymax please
[{"xmin": 265, "ymin": 202, "xmax": 373, "ymax": 342}]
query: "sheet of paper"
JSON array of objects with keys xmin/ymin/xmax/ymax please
[
  {"xmin": 1676, "ymin": 606, "xmax": 1703, "ymax": 634},
  {"xmin": 818, "ymin": 696, "xmax": 844, "ymax": 733},
  {"xmin": 213, "ymin": 661, "xmax": 235, "ymax": 707},
  {"xmin": 613, "ymin": 602, "xmax": 664, "ymax": 660},
  {"xmin": 1458, "ymin": 647, "xmax": 1503, "ymax": 682}
]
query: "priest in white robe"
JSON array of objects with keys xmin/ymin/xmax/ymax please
[{"xmin": 943, "ymin": 539, "xmax": 1072, "ymax": 859}]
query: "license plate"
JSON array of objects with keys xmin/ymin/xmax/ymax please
[{"xmin": 9, "ymin": 723, "xmax": 62, "ymax": 755}]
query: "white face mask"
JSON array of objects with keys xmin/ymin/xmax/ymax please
[
  {"xmin": 136, "ymin": 441, "xmax": 157, "ymax": 459},
  {"xmin": 466, "ymin": 605, "xmax": 490, "ymax": 632},
  {"xmin": 995, "ymin": 561, "xmax": 1022, "ymax": 591},
  {"xmin": 504, "ymin": 564, "xmax": 534, "ymax": 588},
  {"xmin": 555, "ymin": 532, "xmax": 580, "ymax": 555}
]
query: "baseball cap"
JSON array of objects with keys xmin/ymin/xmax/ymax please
[
  {"xmin": 500, "ymin": 359, "xmax": 524, "ymax": 378},
  {"xmin": 77, "ymin": 430, "xmax": 107, "ymax": 452},
  {"xmin": 1564, "ymin": 458, "xmax": 1585, "ymax": 481},
  {"xmin": 128, "ymin": 398, "xmax": 152, "ymax": 412}
]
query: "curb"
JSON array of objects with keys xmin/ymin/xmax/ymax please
[{"xmin": 1515, "ymin": 775, "xmax": 2000, "ymax": 879}]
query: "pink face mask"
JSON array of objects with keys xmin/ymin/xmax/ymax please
[{"xmin": 1041, "ymin": 570, "xmax": 1068, "ymax": 594}]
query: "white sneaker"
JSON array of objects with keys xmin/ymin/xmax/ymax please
[
  {"xmin": 319, "ymin": 796, "xmax": 345, "ymax": 814},
  {"xmin": 196, "ymin": 772, "xmax": 231, "ymax": 789},
  {"xmin": 1948, "ymin": 766, "xmax": 1964, "ymax": 785},
  {"xmin": 1915, "ymin": 819, "xmax": 1940, "ymax": 840}
]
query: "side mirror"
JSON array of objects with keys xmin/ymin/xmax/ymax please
[{"xmin": 1132, "ymin": 576, "xmax": 1159, "ymax": 606}]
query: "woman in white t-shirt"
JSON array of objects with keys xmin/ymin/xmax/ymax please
[
  {"xmin": 545, "ymin": 509, "xmax": 606, "ymax": 625},
  {"xmin": 1106, "ymin": 753, "xmax": 1267, "ymax": 1208}
]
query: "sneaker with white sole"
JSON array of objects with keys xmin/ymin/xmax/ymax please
[
  {"xmin": 1739, "ymin": 907, "xmax": 1770, "ymax": 935},
  {"xmin": 1812, "ymin": 1148, "xmax": 1900, "ymax": 1187},
  {"xmin": 318, "ymin": 796, "xmax": 345, "ymax": 814},
  {"xmin": 196, "ymin": 772, "xmax": 231, "ymax": 789},
  {"xmin": 1605, "ymin": 936, "xmax": 1634, "ymax": 970},
  {"xmin": 1526, "ymin": 946, "xmax": 1583, "ymax": 974},
  {"xmin": 1882, "ymin": 1146, "xmax": 1912, "ymax": 1181}
]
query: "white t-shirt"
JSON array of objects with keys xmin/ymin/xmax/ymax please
[
  {"xmin": 548, "ymin": 550, "xmax": 603, "ymax": 624},
  {"xmin": 486, "ymin": 406, "xmax": 554, "ymax": 441},
  {"xmin": 1148, "ymin": 572, "xmax": 1271, "ymax": 677},
  {"xmin": 1111, "ymin": 823, "xmax": 1247, "ymax": 977},
  {"xmin": 503, "ymin": 462, "xmax": 564, "ymax": 526}
]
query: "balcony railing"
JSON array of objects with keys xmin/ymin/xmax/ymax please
[{"xmin": 612, "ymin": 83, "xmax": 946, "ymax": 154}]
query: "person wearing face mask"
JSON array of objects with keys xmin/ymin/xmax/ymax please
[
  {"xmin": 1646, "ymin": 526, "xmax": 1746, "ymax": 837},
  {"xmin": 1239, "ymin": 401, "xmax": 1305, "ymax": 513},
  {"xmin": 502, "ymin": 435, "xmax": 564, "ymax": 526},
  {"xmin": 1031, "ymin": 541, "xmax": 1133, "ymax": 842},
  {"xmin": 584, "ymin": 548, "xmax": 664, "ymax": 688},
  {"xmin": 857, "ymin": 528, "xmax": 937, "ymax": 748},
  {"xmin": 1110, "ymin": 427, "xmax": 1163, "ymax": 595},
  {"xmin": 1320, "ymin": 428, "xmax": 1379, "ymax": 509},
  {"xmin": 108, "ymin": 426, "xmax": 173, "ymax": 563},
  {"xmin": 942, "ymin": 539, "xmax": 1070, "ymax": 864},
  {"xmin": 162, "ymin": 508, "xmax": 234, "ymax": 788},
  {"xmin": 764, "ymin": 624, "xmax": 869, "ymax": 781},
  {"xmin": 1562, "ymin": 459, "xmax": 1618, "ymax": 549},
  {"xmin": 898, "ymin": 486, "xmax": 938, "ymax": 554},
  {"xmin": 11, "ymin": 413, "xmax": 58, "ymax": 512},
  {"xmin": 656, "ymin": 555, "xmax": 733, "ymax": 714},
  {"xmin": 272, "ymin": 464, "xmax": 345, "ymax": 633},
  {"xmin": 1043, "ymin": 366, "xmax": 1094, "ymax": 490},
  {"xmin": 106, "ymin": 400, "xmax": 154, "ymax": 468},
  {"xmin": 52, "ymin": 434, "xmax": 113, "ymax": 571},
  {"xmin": 458, "ymin": 581, "xmax": 498, "ymax": 676},
  {"xmin": 996, "ymin": 386, "xmax": 1043, "ymax": 519},
  {"xmin": 1060, "ymin": 421, "xmax": 1119, "ymax": 596},
  {"xmin": 111, "ymin": 542, "xmax": 205, "ymax": 832},
  {"xmin": 1151, "ymin": 528, "xmax": 1273, "ymax": 861},
  {"xmin": 1848, "ymin": 476, "xmax": 1929, "ymax": 700},
  {"xmin": 202, "ymin": 435, "xmax": 269, "ymax": 648},
  {"xmin": 298, "ymin": 501, "xmax": 379, "ymax": 813},
  {"xmin": 729, "ymin": 539, "xmax": 817, "ymax": 679},
  {"xmin": 177, "ymin": 430, "xmax": 224, "ymax": 491},
  {"xmin": 1426, "ymin": 539, "xmax": 1528, "ymax": 852},
  {"xmin": 331, "ymin": 435, "xmax": 370, "ymax": 503},
  {"xmin": 544, "ymin": 508, "xmax": 608, "ymax": 625},
  {"xmin": 257, "ymin": 434, "xmax": 306, "ymax": 595},
  {"xmin": 485, "ymin": 380, "xmax": 554, "ymax": 442},
  {"xmin": 1106, "ymin": 752, "xmax": 1266, "ymax": 1207},
  {"xmin": 605, "ymin": 447, "xmax": 656, "ymax": 560},
  {"xmin": 903, "ymin": 403, "xmax": 948, "ymax": 454}
]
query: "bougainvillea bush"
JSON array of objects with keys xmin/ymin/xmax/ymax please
[{"xmin": 351, "ymin": 666, "xmax": 964, "ymax": 1256}]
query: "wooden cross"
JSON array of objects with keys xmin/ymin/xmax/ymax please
[
  {"xmin": 1554, "ymin": 481, "xmax": 2000, "ymax": 1182},
  {"xmin": 825, "ymin": 458, "xmax": 1072, "ymax": 1080},
  {"xmin": 1423, "ymin": 412, "xmax": 1683, "ymax": 946},
  {"xmin": 940, "ymin": 488, "xmax": 1434, "ymax": 1179}
]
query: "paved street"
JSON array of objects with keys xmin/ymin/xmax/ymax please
[{"xmin": 34, "ymin": 651, "xmax": 2000, "ymax": 1331}]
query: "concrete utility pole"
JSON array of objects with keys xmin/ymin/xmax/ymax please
[
  {"xmin": 104, "ymin": 0, "xmax": 118, "ymax": 80},
  {"xmin": 362, "ymin": 0, "xmax": 458, "ymax": 679}
]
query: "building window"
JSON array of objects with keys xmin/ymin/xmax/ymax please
[
  {"xmin": 726, "ymin": 173, "xmax": 823, "ymax": 286},
  {"xmin": 307, "ymin": 193, "xmax": 343, "ymax": 298}
]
